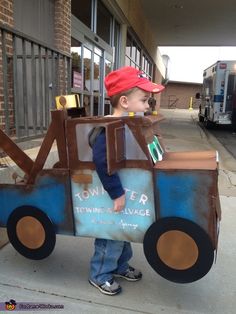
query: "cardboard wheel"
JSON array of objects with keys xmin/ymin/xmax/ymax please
[
  {"xmin": 7, "ymin": 206, "xmax": 56, "ymax": 260},
  {"xmin": 143, "ymin": 217, "xmax": 214, "ymax": 283}
]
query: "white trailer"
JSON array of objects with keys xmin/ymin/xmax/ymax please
[{"xmin": 198, "ymin": 60, "xmax": 236, "ymax": 127}]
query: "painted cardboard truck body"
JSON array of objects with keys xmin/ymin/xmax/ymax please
[{"xmin": 0, "ymin": 110, "xmax": 221, "ymax": 283}]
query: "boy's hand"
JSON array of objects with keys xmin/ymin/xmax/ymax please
[{"xmin": 113, "ymin": 194, "xmax": 126, "ymax": 212}]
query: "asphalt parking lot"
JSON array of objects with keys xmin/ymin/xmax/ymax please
[{"xmin": 201, "ymin": 123, "xmax": 236, "ymax": 160}]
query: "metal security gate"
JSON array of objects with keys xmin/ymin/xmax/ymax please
[{"xmin": 0, "ymin": 23, "xmax": 71, "ymax": 139}]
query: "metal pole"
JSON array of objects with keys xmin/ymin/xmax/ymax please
[{"xmin": 189, "ymin": 96, "xmax": 193, "ymax": 110}]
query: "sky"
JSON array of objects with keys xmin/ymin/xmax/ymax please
[{"xmin": 158, "ymin": 46, "xmax": 236, "ymax": 84}]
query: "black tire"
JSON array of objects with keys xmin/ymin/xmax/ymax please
[
  {"xmin": 7, "ymin": 206, "xmax": 56, "ymax": 260},
  {"xmin": 203, "ymin": 108, "xmax": 215, "ymax": 129},
  {"xmin": 143, "ymin": 217, "xmax": 214, "ymax": 283},
  {"xmin": 204, "ymin": 118, "xmax": 214, "ymax": 129},
  {"xmin": 198, "ymin": 114, "xmax": 204, "ymax": 123},
  {"xmin": 198, "ymin": 106, "xmax": 204, "ymax": 123}
]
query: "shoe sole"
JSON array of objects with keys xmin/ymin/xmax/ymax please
[
  {"xmin": 89, "ymin": 280, "xmax": 121, "ymax": 296},
  {"xmin": 114, "ymin": 274, "xmax": 142, "ymax": 282}
]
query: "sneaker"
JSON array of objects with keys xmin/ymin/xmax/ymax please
[
  {"xmin": 114, "ymin": 266, "xmax": 142, "ymax": 282},
  {"xmin": 89, "ymin": 279, "xmax": 122, "ymax": 296}
]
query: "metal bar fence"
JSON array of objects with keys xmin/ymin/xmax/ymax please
[{"xmin": 0, "ymin": 23, "xmax": 71, "ymax": 140}]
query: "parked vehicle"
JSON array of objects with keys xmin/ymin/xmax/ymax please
[
  {"xmin": 0, "ymin": 107, "xmax": 221, "ymax": 284},
  {"xmin": 198, "ymin": 60, "xmax": 236, "ymax": 128}
]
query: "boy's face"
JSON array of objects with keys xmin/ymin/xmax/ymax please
[{"xmin": 124, "ymin": 89, "xmax": 150, "ymax": 113}]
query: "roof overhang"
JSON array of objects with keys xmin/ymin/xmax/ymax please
[{"xmin": 140, "ymin": 0, "xmax": 236, "ymax": 46}]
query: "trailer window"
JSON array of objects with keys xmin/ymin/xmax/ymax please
[
  {"xmin": 203, "ymin": 78, "xmax": 213, "ymax": 99},
  {"xmin": 225, "ymin": 73, "xmax": 236, "ymax": 111}
]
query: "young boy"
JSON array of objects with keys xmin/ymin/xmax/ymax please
[{"xmin": 89, "ymin": 66, "xmax": 164, "ymax": 295}]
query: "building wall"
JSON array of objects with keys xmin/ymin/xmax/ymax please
[
  {"xmin": 114, "ymin": 0, "xmax": 165, "ymax": 79},
  {"xmin": 13, "ymin": 0, "xmax": 55, "ymax": 46},
  {"xmin": 0, "ymin": 0, "xmax": 13, "ymax": 26},
  {"xmin": 54, "ymin": 0, "xmax": 71, "ymax": 95},
  {"xmin": 54, "ymin": 0, "xmax": 71, "ymax": 54},
  {"xmin": 153, "ymin": 67, "xmax": 163, "ymax": 110},
  {"xmin": 0, "ymin": 0, "xmax": 14, "ymax": 132},
  {"xmin": 0, "ymin": 0, "xmax": 13, "ymax": 241},
  {"xmin": 161, "ymin": 82, "xmax": 202, "ymax": 109},
  {"xmin": 114, "ymin": 0, "xmax": 166, "ymax": 110},
  {"xmin": 0, "ymin": 0, "xmax": 166, "ymax": 135},
  {"xmin": 13, "ymin": 0, "xmax": 70, "ymax": 54},
  {"xmin": 0, "ymin": 0, "xmax": 70, "ymax": 134}
]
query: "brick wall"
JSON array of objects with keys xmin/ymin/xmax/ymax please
[
  {"xmin": 161, "ymin": 81, "xmax": 202, "ymax": 109},
  {"xmin": 54, "ymin": 0, "xmax": 71, "ymax": 95},
  {"xmin": 0, "ymin": 0, "xmax": 72, "ymax": 134},
  {"xmin": 0, "ymin": 0, "xmax": 13, "ymax": 27},
  {"xmin": 0, "ymin": 0, "xmax": 14, "ymax": 132},
  {"xmin": 54, "ymin": 0, "xmax": 71, "ymax": 54},
  {"xmin": 0, "ymin": 0, "xmax": 13, "ymax": 245}
]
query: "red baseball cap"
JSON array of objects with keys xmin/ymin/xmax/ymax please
[{"xmin": 104, "ymin": 66, "xmax": 165, "ymax": 97}]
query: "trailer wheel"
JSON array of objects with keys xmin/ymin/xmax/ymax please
[
  {"xmin": 198, "ymin": 115, "xmax": 204, "ymax": 123},
  {"xmin": 204, "ymin": 118, "xmax": 214, "ymax": 129},
  {"xmin": 203, "ymin": 108, "xmax": 215, "ymax": 129},
  {"xmin": 7, "ymin": 206, "xmax": 56, "ymax": 260},
  {"xmin": 198, "ymin": 106, "xmax": 204, "ymax": 122},
  {"xmin": 143, "ymin": 217, "xmax": 214, "ymax": 283}
]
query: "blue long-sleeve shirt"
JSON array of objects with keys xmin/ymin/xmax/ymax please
[{"xmin": 92, "ymin": 129, "xmax": 124, "ymax": 200}]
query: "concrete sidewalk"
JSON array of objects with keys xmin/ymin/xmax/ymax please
[{"xmin": 0, "ymin": 109, "xmax": 235, "ymax": 314}]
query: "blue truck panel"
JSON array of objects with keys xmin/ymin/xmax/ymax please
[
  {"xmin": 0, "ymin": 170, "xmax": 74, "ymax": 235},
  {"xmin": 154, "ymin": 170, "xmax": 214, "ymax": 232}
]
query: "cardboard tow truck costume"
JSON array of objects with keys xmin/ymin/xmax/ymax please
[{"xmin": 0, "ymin": 107, "xmax": 221, "ymax": 284}]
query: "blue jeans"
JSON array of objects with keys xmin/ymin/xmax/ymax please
[{"xmin": 89, "ymin": 239, "xmax": 133, "ymax": 285}]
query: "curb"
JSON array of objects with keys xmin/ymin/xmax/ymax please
[{"xmin": 191, "ymin": 114, "xmax": 236, "ymax": 173}]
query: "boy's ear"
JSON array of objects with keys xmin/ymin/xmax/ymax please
[{"xmin": 119, "ymin": 95, "xmax": 128, "ymax": 110}]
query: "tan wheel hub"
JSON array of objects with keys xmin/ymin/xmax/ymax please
[
  {"xmin": 156, "ymin": 230, "xmax": 199, "ymax": 270},
  {"xmin": 16, "ymin": 216, "xmax": 46, "ymax": 249}
]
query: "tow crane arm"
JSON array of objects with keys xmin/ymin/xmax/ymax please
[{"xmin": 0, "ymin": 110, "xmax": 68, "ymax": 183}]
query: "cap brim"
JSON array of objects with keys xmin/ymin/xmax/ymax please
[{"xmin": 137, "ymin": 81, "xmax": 165, "ymax": 93}]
